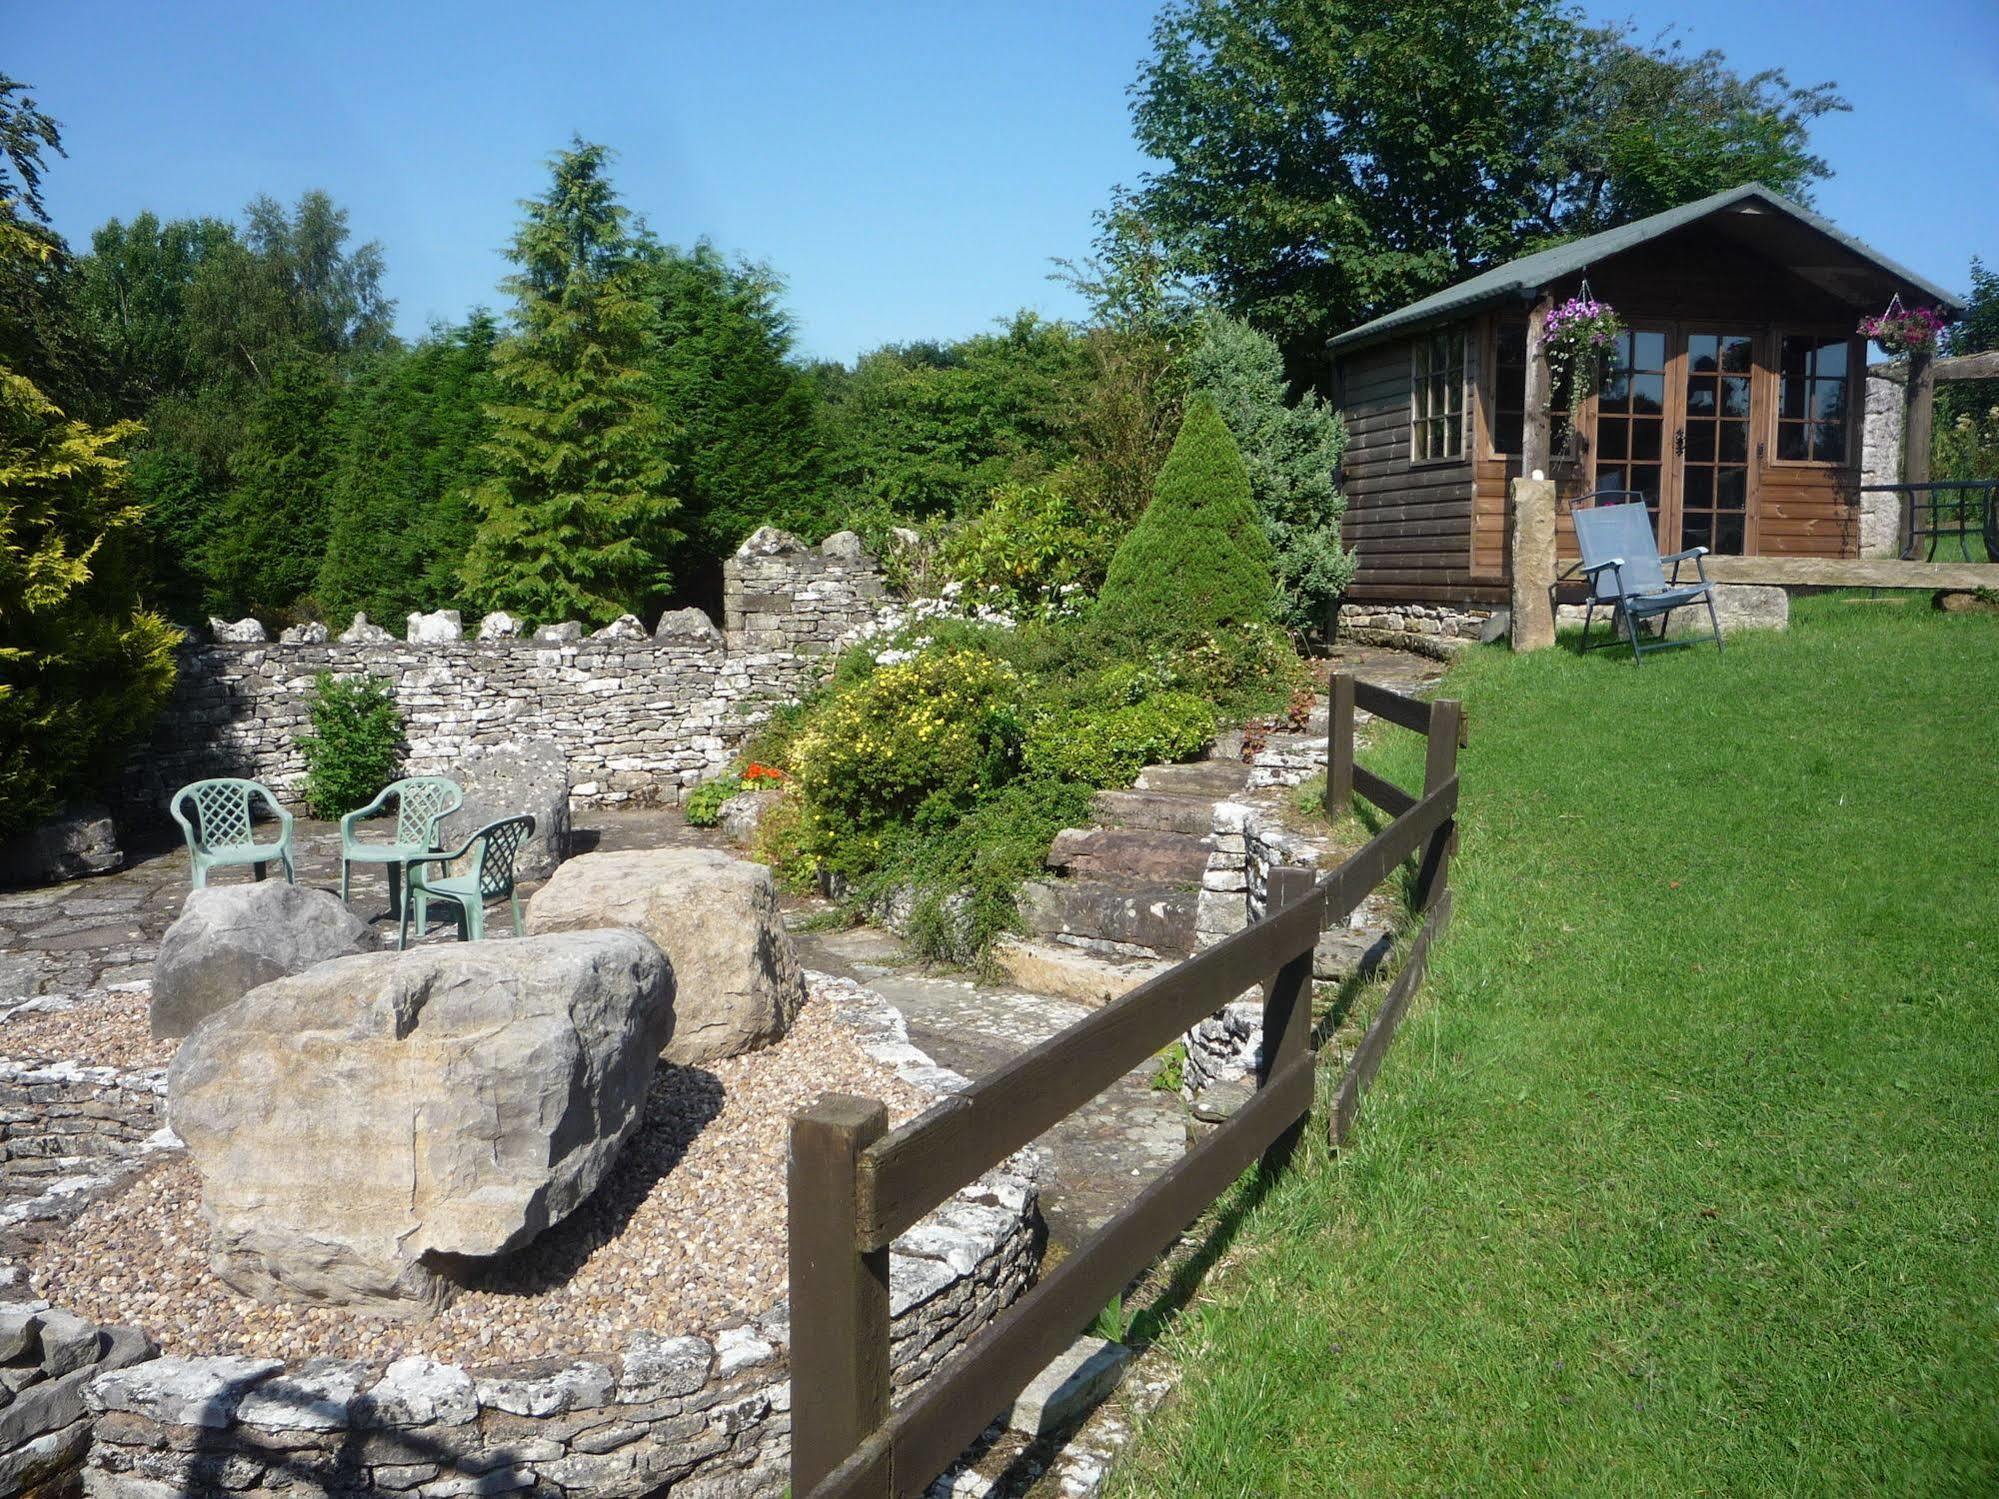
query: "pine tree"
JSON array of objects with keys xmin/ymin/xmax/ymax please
[
  {"xmin": 319, "ymin": 315, "xmax": 496, "ymax": 622},
  {"xmin": 459, "ymin": 141, "xmax": 679, "ymax": 626},
  {"xmin": 1095, "ymin": 396, "xmax": 1275, "ymax": 644},
  {"xmin": 0, "ymin": 225, "xmax": 178, "ymax": 834},
  {"xmin": 1186, "ymin": 311, "xmax": 1356, "ymax": 632}
]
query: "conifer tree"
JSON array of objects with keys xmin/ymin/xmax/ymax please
[
  {"xmin": 1096, "ymin": 396, "xmax": 1274, "ymax": 644},
  {"xmin": 459, "ymin": 141, "xmax": 679, "ymax": 626}
]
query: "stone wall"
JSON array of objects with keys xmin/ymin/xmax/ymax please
[
  {"xmin": 117, "ymin": 532, "xmax": 892, "ymax": 822},
  {"xmin": 1338, "ymin": 603, "xmax": 1492, "ymax": 659}
]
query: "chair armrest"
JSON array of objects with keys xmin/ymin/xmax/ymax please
[
  {"xmin": 1661, "ymin": 546, "xmax": 1711, "ymax": 585},
  {"xmin": 339, "ymin": 788, "xmax": 393, "ymax": 839},
  {"xmin": 167, "ymin": 797, "xmax": 197, "ymax": 845},
  {"xmin": 1580, "ymin": 557, "xmax": 1625, "ymax": 578},
  {"xmin": 250, "ymin": 786, "xmax": 294, "ymax": 840},
  {"xmin": 405, "ymin": 830, "xmax": 484, "ymax": 871}
]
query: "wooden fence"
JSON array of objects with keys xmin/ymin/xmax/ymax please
[{"xmin": 786, "ymin": 672, "xmax": 1464, "ymax": 1498}]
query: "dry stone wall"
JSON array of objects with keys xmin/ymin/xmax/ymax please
[{"xmin": 117, "ymin": 532, "xmax": 891, "ymax": 822}]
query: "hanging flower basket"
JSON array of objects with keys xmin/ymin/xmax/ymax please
[
  {"xmin": 1860, "ymin": 295, "xmax": 1948, "ymax": 357},
  {"xmin": 1541, "ymin": 292, "xmax": 1624, "ymax": 417}
]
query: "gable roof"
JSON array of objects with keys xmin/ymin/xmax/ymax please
[{"xmin": 1329, "ymin": 183, "xmax": 1967, "ymax": 352}]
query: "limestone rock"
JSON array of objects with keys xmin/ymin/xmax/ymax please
[
  {"xmin": 151, "ymin": 883, "xmax": 376, "ymax": 1040},
  {"xmin": 653, "ymin": 607, "xmax": 722, "ymax": 645},
  {"xmin": 889, "ymin": 525, "xmax": 921, "ymax": 549},
  {"xmin": 0, "ymin": 805, "xmax": 121, "ymax": 886},
  {"xmin": 167, "ymin": 929, "xmax": 675, "ymax": 1313},
  {"xmin": 1007, "ymin": 1336, "xmax": 1130, "ymax": 1437},
  {"xmin": 819, "ymin": 529, "xmax": 868, "ymax": 561},
  {"xmin": 592, "ymin": 613, "xmax": 648, "ymax": 641},
  {"xmin": 206, "ymin": 616, "xmax": 266, "ymax": 644},
  {"xmin": 442, "ymin": 740, "xmax": 571, "ymax": 881},
  {"xmin": 534, "ymin": 620, "xmax": 583, "ymax": 643},
  {"xmin": 736, "ymin": 525, "xmax": 806, "ymax": 557},
  {"xmin": 477, "ymin": 611, "xmax": 522, "ymax": 640},
  {"xmin": 277, "ymin": 620, "xmax": 329, "ymax": 644},
  {"xmin": 1665, "ymin": 583, "xmax": 1789, "ymax": 636},
  {"xmin": 339, "ymin": 613, "xmax": 394, "ymax": 645},
  {"xmin": 716, "ymin": 789, "xmax": 781, "ymax": 849},
  {"xmin": 527, "ymin": 848, "xmax": 804, "ymax": 1064},
  {"xmin": 406, "ymin": 609, "xmax": 463, "ymax": 644},
  {"xmin": 88, "ymin": 1355, "xmax": 282, "ymax": 1429},
  {"xmin": 1935, "ymin": 589, "xmax": 1999, "ymax": 615}
]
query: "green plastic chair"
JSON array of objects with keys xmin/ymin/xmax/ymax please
[
  {"xmin": 169, "ymin": 778, "xmax": 296, "ymax": 889},
  {"xmin": 339, "ymin": 776, "xmax": 464, "ymax": 913},
  {"xmin": 398, "ymin": 815, "xmax": 536, "ymax": 950}
]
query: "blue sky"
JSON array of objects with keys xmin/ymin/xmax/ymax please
[{"xmin": 11, "ymin": 0, "xmax": 1996, "ymax": 361}]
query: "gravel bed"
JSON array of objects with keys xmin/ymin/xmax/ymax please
[
  {"xmin": 30, "ymin": 988, "xmax": 928, "ymax": 1366},
  {"xmin": 0, "ymin": 986, "xmax": 173, "ymax": 1072}
]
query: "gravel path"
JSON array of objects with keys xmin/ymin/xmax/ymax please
[
  {"xmin": 0, "ymin": 986, "xmax": 174, "ymax": 1073},
  {"xmin": 29, "ymin": 985, "xmax": 926, "ymax": 1368}
]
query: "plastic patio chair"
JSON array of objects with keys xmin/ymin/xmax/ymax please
[
  {"xmin": 1570, "ymin": 497, "xmax": 1724, "ymax": 665},
  {"xmin": 168, "ymin": 778, "xmax": 296, "ymax": 889},
  {"xmin": 398, "ymin": 814, "xmax": 536, "ymax": 949},
  {"xmin": 339, "ymin": 776, "xmax": 464, "ymax": 911}
]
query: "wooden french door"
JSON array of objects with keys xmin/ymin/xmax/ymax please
[{"xmin": 1586, "ymin": 325, "xmax": 1761, "ymax": 555}]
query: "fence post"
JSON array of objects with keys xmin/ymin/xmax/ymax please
[
  {"xmin": 789, "ymin": 1094, "xmax": 892, "ymax": 1498},
  {"xmin": 1325, "ymin": 673, "xmax": 1356, "ymax": 817},
  {"xmin": 1413, "ymin": 699, "xmax": 1464, "ymax": 913},
  {"xmin": 1260, "ymin": 865, "xmax": 1318, "ymax": 1169}
]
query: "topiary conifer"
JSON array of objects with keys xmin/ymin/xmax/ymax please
[{"xmin": 1094, "ymin": 395, "xmax": 1275, "ymax": 644}]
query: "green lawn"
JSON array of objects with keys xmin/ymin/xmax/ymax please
[{"xmin": 1110, "ymin": 595, "xmax": 1999, "ymax": 1496}]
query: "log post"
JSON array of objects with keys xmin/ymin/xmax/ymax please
[
  {"xmin": 1522, "ymin": 290, "xmax": 1556, "ymax": 481},
  {"xmin": 1325, "ymin": 672, "xmax": 1356, "ymax": 816},
  {"xmin": 789, "ymin": 1094, "xmax": 892, "ymax": 1497},
  {"xmin": 1412, "ymin": 699, "xmax": 1464, "ymax": 914},
  {"xmin": 1260, "ymin": 864, "xmax": 1318, "ymax": 1169},
  {"xmin": 1905, "ymin": 345, "xmax": 1935, "ymax": 489}
]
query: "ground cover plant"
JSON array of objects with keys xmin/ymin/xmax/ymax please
[{"xmin": 1110, "ymin": 595, "xmax": 1999, "ymax": 1494}]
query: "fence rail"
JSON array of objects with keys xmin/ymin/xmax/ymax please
[{"xmin": 788, "ymin": 672, "xmax": 1464, "ymax": 1499}]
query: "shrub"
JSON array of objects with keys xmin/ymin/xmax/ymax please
[
  {"xmin": 0, "ymin": 334, "xmax": 179, "ymax": 837},
  {"xmin": 1022, "ymin": 690, "xmax": 1217, "ymax": 786},
  {"xmin": 938, "ymin": 482, "xmax": 1114, "ymax": 617},
  {"xmin": 683, "ymin": 777, "xmax": 737, "ymax": 827},
  {"xmin": 1095, "ymin": 398, "xmax": 1275, "ymax": 646},
  {"xmin": 789, "ymin": 647, "xmax": 1026, "ymax": 877},
  {"xmin": 298, "ymin": 673, "xmax": 404, "ymax": 818}
]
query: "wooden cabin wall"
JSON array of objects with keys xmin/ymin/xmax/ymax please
[{"xmin": 1336, "ymin": 332, "xmax": 1501, "ymax": 604}]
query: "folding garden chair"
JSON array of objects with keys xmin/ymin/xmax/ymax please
[{"xmin": 1570, "ymin": 496, "xmax": 1724, "ymax": 665}]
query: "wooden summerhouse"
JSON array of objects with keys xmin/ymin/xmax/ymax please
[{"xmin": 1328, "ymin": 183, "xmax": 1967, "ymax": 605}]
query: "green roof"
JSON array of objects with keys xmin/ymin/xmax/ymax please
[{"xmin": 1329, "ymin": 183, "xmax": 1967, "ymax": 352}]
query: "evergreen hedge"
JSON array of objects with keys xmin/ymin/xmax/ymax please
[{"xmin": 1094, "ymin": 397, "xmax": 1275, "ymax": 645}]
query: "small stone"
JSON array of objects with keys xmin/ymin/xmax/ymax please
[
  {"xmin": 591, "ymin": 613, "xmax": 648, "ymax": 641},
  {"xmin": 276, "ymin": 620, "xmax": 330, "ymax": 644},
  {"xmin": 619, "ymin": 1333, "xmax": 712, "ymax": 1402},
  {"xmin": 407, "ymin": 608, "xmax": 463, "ymax": 644},
  {"xmin": 87, "ymin": 1355, "xmax": 281, "ymax": 1429},
  {"xmin": 534, "ymin": 621, "xmax": 583, "ymax": 643},
  {"xmin": 0, "ymin": 1306, "xmax": 41, "ymax": 1362},
  {"xmin": 476, "ymin": 611, "xmax": 522, "ymax": 640},
  {"xmin": 338, "ymin": 612, "xmax": 394, "ymax": 644},
  {"xmin": 653, "ymin": 607, "xmax": 722, "ymax": 645},
  {"xmin": 819, "ymin": 529, "xmax": 868, "ymax": 561},
  {"xmin": 234, "ymin": 1358, "xmax": 367, "ymax": 1429},
  {"xmin": 473, "ymin": 1360, "xmax": 614, "ymax": 1416},
  {"xmin": 33, "ymin": 1308, "xmax": 99, "ymax": 1377},
  {"xmin": 206, "ymin": 617, "xmax": 266, "ymax": 644},
  {"xmin": 354, "ymin": 1357, "xmax": 477, "ymax": 1428},
  {"xmin": 713, "ymin": 1325, "xmax": 775, "ymax": 1377},
  {"xmin": 1007, "ymin": 1337, "xmax": 1130, "ymax": 1438}
]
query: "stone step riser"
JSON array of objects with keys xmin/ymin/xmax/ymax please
[
  {"xmin": 1017, "ymin": 881, "xmax": 1199, "ymax": 959},
  {"xmin": 1045, "ymin": 828, "xmax": 1215, "ymax": 885},
  {"xmin": 1088, "ymin": 791, "xmax": 1218, "ymax": 837}
]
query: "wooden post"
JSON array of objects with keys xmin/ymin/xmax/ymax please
[
  {"xmin": 1325, "ymin": 673, "xmax": 1356, "ymax": 816},
  {"xmin": 1260, "ymin": 865, "xmax": 1318, "ymax": 1169},
  {"xmin": 789, "ymin": 1094, "xmax": 892, "ymax": 1498},
  {"xmin": 1412, "ymin": 700, "xmax": 1463, "ymax": 913},
  {"xmin": 1905, "ymin": 346, "xmax": 1935, "ymax": 490},
  {"xmin": 1522, "ymin": 290, "xmax": 1555, "ymax": 481}
]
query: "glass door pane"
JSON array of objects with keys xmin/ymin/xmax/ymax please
[
  {"xmin": 1592, "ymin": 329, "xmax": 1669, "ymax": 531},
  {"xmin": 1680, "ymin": 331, "xmax": 1753, "ymax": 554}
]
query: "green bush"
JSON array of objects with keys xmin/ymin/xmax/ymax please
[
  {"xmin": 0, "ymin": 341, "xmax": 179, "ymax": 838},
  {"xmin": 1095, "ymin": 397, "xmax": 1276, "ymax": 646},
  {"xmin": 298, "ymin": 673, "xmax": 404, "ymax": 818},
  {"xmin": 1023, "ymin": 689, "xmax": 1217, "ymax": 786},
  {"xmin": 683, "ymin": 777, "xmax": 737, "ymax": 827},
  {"xmin": 939, "ymin": 482, "xmax": 1114, "ymax": 617},
  {"xmin": 789, "ymin": 647, "xmax": 1026, "ymax": 878}
]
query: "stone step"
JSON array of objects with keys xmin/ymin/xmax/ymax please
[
  {"xmin": 1045, "ymin": 827, "xmax": 1215, "ymax": 884},
  {"xmin": 1017, "ymin": 878, "xmax": 1200, "ymax": 959},
  {"xmin": 1089, "ymin": 790, "xmax": 1219, "ymax": 837},
  {"xmin": 1132, "ymin": 760, "xmax": 1252, "ymax": 798},
  {"xmin": 990, "ymin": 936, "xmax": 1174, "ymax": 1009}
]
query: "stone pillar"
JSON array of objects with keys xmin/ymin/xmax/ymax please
[
  {"xmin": 1508, "ymin": 477, "xmax": 1558, "ymax": 652},
  {"xmin": 1860, "ymin": 366, "xmax": 1907, "ymax": 558}
]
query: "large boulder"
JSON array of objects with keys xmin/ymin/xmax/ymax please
[
  {"xmin": 167, "ymin": 929, "xmax": 674, "ymax": 1314},
  {"xmin": 526, "ymin": 849, "xmax": 804, "ymax": 1065},
  {"xmin": 151, "ymin": 883, "xmax": 376, "ymax": 1039},
  {"xmin": 442, "ymin": 741, "xmax": 571, "ymax": 882},
  {"xmin": 0, "ymin": 805, "xmax": 121, "ymax": 886}
]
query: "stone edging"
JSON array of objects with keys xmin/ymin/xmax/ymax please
[{"xmin": 62, "ymin": 975, "xmax": 1040, "ymax": 1499}]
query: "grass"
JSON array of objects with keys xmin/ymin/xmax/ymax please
[{"xmin": 1108, "ymin": 593, "xmax": 1999, "ymax": 1496}]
